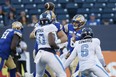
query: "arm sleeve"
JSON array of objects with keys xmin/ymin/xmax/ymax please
[
  {"xmin": 95, "ymin": 39, "xmax": 106, "ymax": 67},
  {"xmin": 14, "ymin": 31, "xmax": 22, "ymax": 38},
  {"xmin": 64, "ymin": 46, "xmax": 78, "ymax": 69}
]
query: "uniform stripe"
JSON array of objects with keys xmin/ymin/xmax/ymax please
[
  {"xmin": 96, "ymin": 64, "xmax": 109, "ymax": 77},
  {"xmin": 45, "ymin": 70, "xmax": 51, "ymax": 77},
  {"xmin": 54, "ymin": 55, "xmax": 65, "ymax": 71}
]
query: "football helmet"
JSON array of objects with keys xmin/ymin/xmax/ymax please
[
  {"xmin": 12, "ymin": 21, "xmax": 23, "ymax": 30},
  {"xmin": 72, "ymin": 14, "xmax": 87, "ymax": 29},
  {"xmin": 81, "ymin": 27, "xmax": 93, "ymax": 39},
  {"xmin": 39, "ymin": 11, "xmax": 56, "ymax": 25},
  {"xmin": 45, "ymin": 10, "xmax": 56, "ymax": 21}
]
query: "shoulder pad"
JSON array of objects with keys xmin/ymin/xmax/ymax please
[
  {"xmin": 14, "ymin": 30, "xmax": 22, "ymax": 38},
  {"xmin": 93, "ymin": 38, "xmax": 100, "ymax": 45}
]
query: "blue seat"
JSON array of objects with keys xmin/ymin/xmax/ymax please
[
  {"xmin": 97, "ymin": 0, "xmax": 108, "ymax": 3},
  {"xmin": 74, "ymin": 0, "xmax": 85, "ymax": 3},
  {"xmin": 102, "ymin": 14, "xmax": 115, "ymax": 19},
  {"xmin": 55, "ymin": 3, "xmax": 62, "ymax": 9},
  {"xmin": 103, "ymin": 8, "xmax": 116, "ymax": 13},
  {"xmin": 86, "ymin": 0, "xmax": 96, "ymax": 3},
  {"xmin": 66, "ymin": 3, "xmax": 78, "ymax": 8},
  {"xmin": 58, "ymin": 0, "xmax": 69, "ymax": 3},
  {"xmin": 37, "ymin": 4, "xmax": 44, "ymax": 9},
  {"xmin": 107, "ymin": 3, "xmax": 116, "ymax": 8},
  {"xmin": 34, "ymin": 0, "xmax": 45, "ymax": 4},
  {"xmin": 77, "ymin": 8, "xmax": 90, "ymax": 14},
  {"xmin": 109, "ymin": 0, "xmax": 116, "ymax": 2},
  {"xmin": 55, "ymin": 9, "xmax": 68, "ymax": 14},
  {"xmin": 46, "ymin": 0, "xmax": 57, "ymax": 3},
  {"xmin": 57, "ymin": 14, "xmax": 69, "ymax": 20},
  {"xmin": 28, "ymin": 9, "xmax": 42, "ymax": 15},
  {"xmin": 90, "ymin": 8, "xmax": 103, "ymax": 13},
  {"xmin": 21, "ymin": 0, "xmax": 33, "ymax": 4},
  {"xmin": 25, "ymin": 4, "xmax": 36, "ymax": 9},
  {"xmin": 83, "ymin": 3, "xmax": 94, "ymax": 8},
  {"xmin": 94, "ymin": 3, "xmax": 106, "ymax": 8},
  {"xmin": 13, "ymin": 4, "xmax": 24, "ymax": 9},
  {"xmin": 11, "ymin": 0, "xmax": 21, "ymax": 4}
]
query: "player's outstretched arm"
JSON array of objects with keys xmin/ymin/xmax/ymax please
[
  {"xmin": 29, "ymin": 24, "xmax": 39, "ymax": 39},
  {"xmin": 48, "ymin": 32, "xmax": 59, "ymax": 49},
  {"xmin": 57, "ymin": 30, "xmax": 67, "ymax": 44},
  {"xmin": 30, "ymin": 29, "xmax": 36, "ymax": 39}
]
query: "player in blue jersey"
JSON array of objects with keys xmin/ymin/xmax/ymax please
[
  {"xmin": 0, "ymin": 21, "xmax": 23, "ymax": 77},
  {"xmin": 63, "ymin": 14, "xmax": 87, "ymax": 77}
]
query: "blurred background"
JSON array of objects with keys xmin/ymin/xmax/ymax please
[{"xmin": 0, "ymin": 0, "xmax": 116, "ymax": 77}]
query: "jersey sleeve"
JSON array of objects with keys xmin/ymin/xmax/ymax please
[
  {"xmin": 94, "ymin": 38, "xmax": 106, "ymax": 67},
  {"xmin": 47, "ymin": 24, "xmax": 58, "ymax": 33},
  {"xmin": 94, "ymin": 38, "xmax": 103, "ymax": 59},
  {"xmin": 75, "ymin": 30, "xmax": 82, "ymax": 40},
  {"xmin": 94, "ymin": 38, "xmax": 100, "ymax": 45},
  {"xmin": 14, "ymin": 30, "xmax": 22, "ymax": 38},
  {"xmin": 54, "ymin": 22, "xmax": 62, "ymax": 32}
]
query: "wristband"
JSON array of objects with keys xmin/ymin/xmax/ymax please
[{"xmin": 56, "ymin": 39, "xmax": 61, "ymax": 44}]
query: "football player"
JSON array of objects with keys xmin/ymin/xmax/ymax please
[
  {"xmin": 64, "ymin": 27, "xmax": 109, "ymax": 77},
  {"xmin": 30, "ymin": 2, "xmax": 67, "ymax": 44},
  {"xmin": 63, "ymin": 14, "xmax": 86, "ymax": 76},
  {"xmin": 29, "ymin": 2, "xmax": 67, "ymax": 77},
  {"xmin": 0, "ymin": 21, "xmax": 23, "ymax": 77},
  {"xmin": 33, "ymin": 11, "xmax": 66, "ymax": 77}
]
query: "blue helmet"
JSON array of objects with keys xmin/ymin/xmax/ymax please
[{"xmin": 81, "ymin": 27, "xmax": 93, "ymax": 39}]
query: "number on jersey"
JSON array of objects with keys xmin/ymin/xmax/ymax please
[
  {"xmin": 36, "ymin": 32, "xmax": 46, "ymax": 45},
  {"xmin": 81, "ymin": 44, "xmax": 89, "ymax": 57},
  {"xmin": 1, "ymin": 30, "xmax": 10, "ymax": 39}
]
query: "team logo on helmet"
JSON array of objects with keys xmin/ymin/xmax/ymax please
[{"xmin": 72, "ymin": 14, "xmax": 87, "ymax": 29}]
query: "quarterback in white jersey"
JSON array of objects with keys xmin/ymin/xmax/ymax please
[
  {"xmin": 34, "ymin": 12, "xmax": 66, "ymax": 77},
  {"xmin": 64, "ymin": 28, "xmax": 109, "ymax": 77}
]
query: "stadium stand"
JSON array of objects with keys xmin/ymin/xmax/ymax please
[{"xmin": 0, "ymin": 0, "xmax": 116, "ymax": 26}]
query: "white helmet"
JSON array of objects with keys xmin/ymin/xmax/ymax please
[{"xmin": 12, "ymin": 21, "xmax": 23, "ymax": 30}]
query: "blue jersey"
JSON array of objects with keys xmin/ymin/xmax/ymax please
[
  {"xmin": 34, "ymin": 41, "xmax": 38, "ymax": 55},
  {"xmin": 67, "ymin": 24, "xmax": 82, "ymax": 53},
  {"xmin": 0, "ymin": 28, "xmax": 22, "ymax": 59},
  {"xmin": 54, "ymin": 22, "xmax": 62, "ymax": 32}
]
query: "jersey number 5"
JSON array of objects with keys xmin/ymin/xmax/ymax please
[{"xmin": 81, "ymin": 44, "xmax": 89, "ymax": 57}]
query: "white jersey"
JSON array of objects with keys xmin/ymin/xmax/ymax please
[
  {"xmin": 64, "ymin": 38, "xmax": 104, "ymax": 71},
  {"xmin": 35, "ymin": 24, "xmax": 58, "ymax": 49}
]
